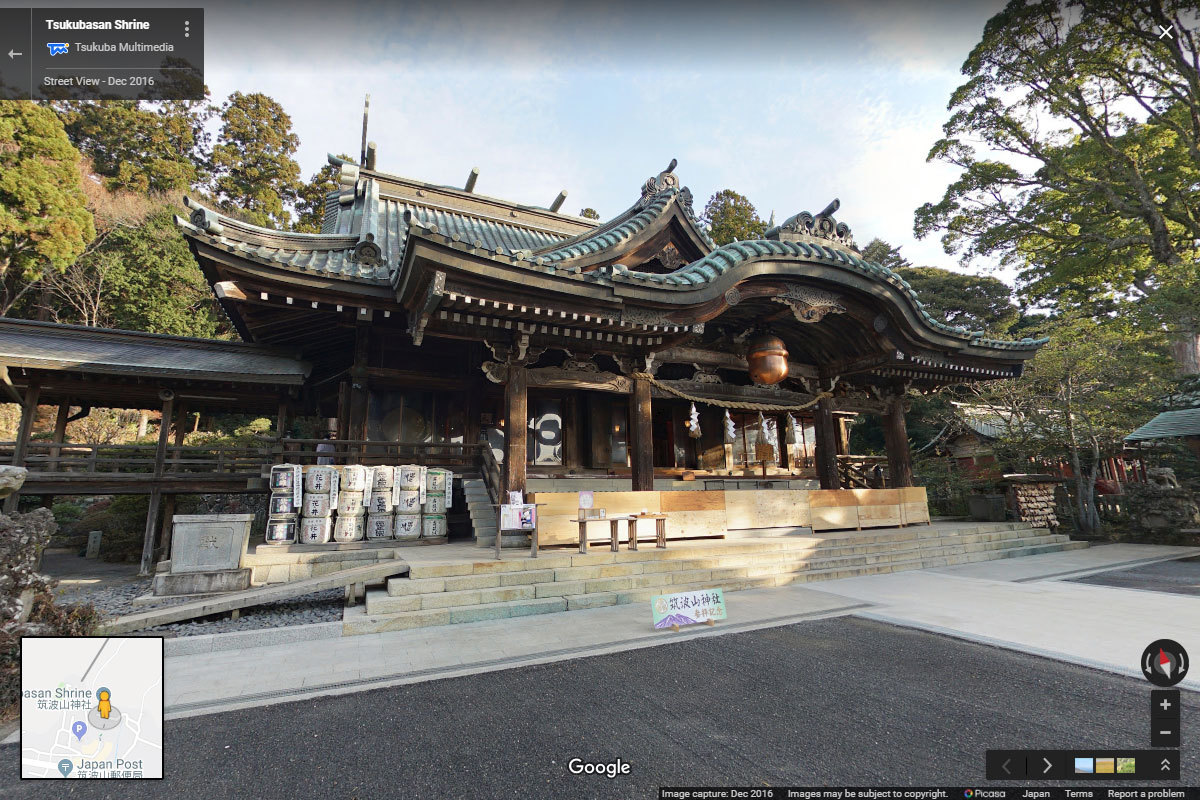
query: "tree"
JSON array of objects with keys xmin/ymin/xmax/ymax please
[
  {"xmin": 701, "ymin": 190, "xmax": 765, "ymax": 245},
  {"xmin": 897, "ymin": 266, "xmax": 1020, "ymax": 335},
  {"xmin": 209, "ymin": 92, "xmax": 301, "ymax": 228},
  {"xmin": 860, "ymin": 238, "xmax": 912, "ymax": 271},
  {"xmin": 915, "ymin": 0, "xmax": 1200, "ymax": 373},
  {"xmin": 54, "ymin": 98, "xmax": 213, "ymax": 194},
  {"xmin": 579, "ymin": 208, "xmax": 600, "ymax": 220},
  {"xmin": 293, "ymin": 154, "xmax": 352, "ymax": 234},
  {"xmin": 969, "ymin": 312, "xmax": 1173, "ymax": 534},
  {"xmin": 0, "ymin": 101, "xmax": 95, "ymax": 316}
]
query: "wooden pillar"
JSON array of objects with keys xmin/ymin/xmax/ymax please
[
  {"xmin": 140, "ymin": 391, "xmax": 174, "ymax": 576},
  {"xmin": 47, "ymin": 402, "xmax": 69, "ymax": 474},
  {"xmin": 814, "ymin": 395, "xmax": 840, "ymax": 490},
  {"xmin": 504, "ymin": 363, "xmax": 528, "ymax": 498},
  {"xmin": 157, "ymin": 402, "xmax": 190, "ymax": 564},
  {"xmin": 836, "ymin": 415, "xmax": 849, "ymax": 456},
  {"xmin": 882, "ymin": 395, "xmax": 914, "ymax": 488},
  {"xmin": 562, "ymin": 393, "xmax": 580, "ymax": 469},
  {"xmin": 276, "ymin": 397, "xmax": 291, "ymax": 440},
  {"xmin": 4, "ymin": 379, "xmax": 40, "ymax": 514},
  {"xmin": 775, "ymin": 414, "xmax": 790, "ymax": 470},
  {"xmin": 630, "ymin": 377, "xmax": 653, "ymax": 492}
]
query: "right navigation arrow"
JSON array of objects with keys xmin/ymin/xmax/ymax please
[{"xmin": 1043, "ymin": 757, "xmax": 1053, "ymax": 774}]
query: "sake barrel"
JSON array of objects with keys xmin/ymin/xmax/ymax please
[
  {"xmin": 424, "ymin": 491, "xmax": 447, "ymax": 514},
  {"xmin": 333, "ymin": 515, "xmax": 365, "ymax": 543},
  {"xmin": 422, "ymin": 514, "xmax": 447, "ymax": 539},
  {"xmin": 264, "ymin": 516, "xmax": 297, "ymax": 544},
  {"xmin": 365, "ymin": 514, "xmax": 394, "ymax": 540},
  {"xmin": 372, "ymin": 465, "xmax": 396, "ymax": 491},
  {"xmin": 298, "ymin": 517, "xmax": 332, "ymax": 545},
  {"xmin": 270, "ymin": 464, "xmax": 298, "ymax": 492},
  {"xmin": 395, "ymin": 489, "xmax": 422, "ymax": 514},
  {"xmin": 336, "ymin": 490, "xmax": 366, "ymax": 517},
  {"xmin": 302, "ymin": 492, "xmax": 332, "ymax": 518},
  {"xmin": 268, "ymin": 492, "xmax": 298, "ymax": 517},
  {"xmin": 368, "ymin": 491, "xmax": 395, "ymax": 515},
  {"xmin": 425, "ymin": 468, "xmax": 451, "ymax": 493},
  {"xmin": 339, "ymin": 464, "xmax": 370, "ymax": 492},
  {"xmin": 393, "ymin": 513, "xmax": 421, "ymax": 541},
  {"xmin": 397, "ymin": 465, "xmax": 423, "ymax": 490},
  {"xmin": 304, "ymin": 466, "xmax": 335, "ymax": 493}
]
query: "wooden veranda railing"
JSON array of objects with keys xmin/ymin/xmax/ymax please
[
  {"xmin": 479, "ymin": 441, "xmax": 502, "ymax": 505},
  {"xmin": 837, "ymin": 455, "xmax": 890, "ymax": 489},
  {"xmin": 0, "ymin": 441, "xmax": 269, "ymax": 476},
  {"xmin": 275, "ymin": 438, "xmax": 483, "ymax": 469}
]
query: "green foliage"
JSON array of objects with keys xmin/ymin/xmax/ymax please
[
  {"xmin": 41, "ymin": 206, "xmax": 227, "ymax": 337},
  {"xmin": 294, "ymin": 154, "xmax": 352, "ymax": 233},
  {"xmin": 969, "ymin": 311, "xmax": 1174, "ymax": 532},
  {"xmin": 209, "ymin": 92, "xmax": 302, "ymax": 228},
  {"xmin": 897, "ymin": 266, "xmax": 1019, "ymax": 335},
  {"xmin": 50, "ymin": 500, "xmax": 85, "ymax": 528},
  {"xmin": 579, "ymin": 207, "xmax": 600, "ymax": 220},
  {"xmin": 0, "ymin": 101, "xmax": 95, "ymax": 314},
  {"xmin": 860, "ymin": 238, "xmax": 912, "ymax": 271},
  {"xmin": 54, "ymin": 98, "xmax": 213, "ymax": 193},
  {"xmin": 915, "ymin": 1, "xmax": 1200, "ymax": 362},
  {"xmin": 67, "ymin": 495, "xmax": 149, "ymax": 562},
  {"xmin": 913, "ymin": 456, "xmax": 974, "ymax": 517},
  {"xmin": 701, "ymin": 190, "xmax": 765, "ymax": 245}
]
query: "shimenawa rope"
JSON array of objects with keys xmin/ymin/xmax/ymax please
[{"xmin": 630, "ymin": 372, "xmax": 837, "ymax": 413}]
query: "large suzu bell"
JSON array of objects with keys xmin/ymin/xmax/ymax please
[{"xmin": 747, "ymin": 333, "xmax": 789, "ymax": 385}]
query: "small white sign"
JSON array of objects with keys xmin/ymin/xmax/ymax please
[{"xmin": 579, "ymin": 490, "xmax": 594, "ymax": 510}]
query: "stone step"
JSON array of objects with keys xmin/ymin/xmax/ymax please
[
  {"xmin": 387, "ymin": 532, "xmax": 1072, "ymax": 602},
  {"xmin": 347, "ymin": 538, "xmax": 1087, "ymax": 634}
]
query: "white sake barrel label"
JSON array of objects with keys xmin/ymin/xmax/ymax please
[
  {"xmin": 425, "ymin": 469, "xmax": 451, "ymax": 493},
  {"xmin": 424, "ymin": 492, "xmax": 447, "ymax": 514},
  {"xmin": 372, "ymin": 465, "xmax": 396, "ymax": 490},
  {"xmin": 365, "ymin": 514, "xmax": 394, "ymax": 540},
  {"xmin": 304, "ymin": 466, "xmax": 335, "ymax": 493},
  {"xmin": 299, "ymin": 517, "xmax": 332, "ymax": 545},
  {"xmin": 302, "ymin": 493, "xmax": 331, "ymax": 518},
  {"xmin": 368, "ymin": 491, "xmax": 395, "ymax": 514},
  {"xmin": 264, "ymin": 517, "xmax": 296, "ymax": 544},
  {"xmin": 337, "ymin": 491, "xmax": 366, "ymax": 517},
  {"xmin": 334, "ymin": 515, "xmax": 365, "ymax": 543},
  {"xmin": 395, "ymin": 490, "xmax": 422, "ymax": 513},
  {"xmin": 422, "ymin": 515, "xmax": 446, "ymax": 539},
  {"xmin": 268, "ymin": 493, "xmax": 298, "ymax": 516},
  {"xmin": 394, "ymin": 514, "xmax": 421, "ymax": 540},
  {"xmin": 398, "ymin": 465, "xmax": 422, "ymax": 490},
  {"xmin": 339, "ymin": 465, "xmax": 369, "ymax": 492}
]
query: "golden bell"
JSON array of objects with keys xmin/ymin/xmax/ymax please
[{"xmin": 747, "ymin": 334, "xmax": 788, "ymax": 385}]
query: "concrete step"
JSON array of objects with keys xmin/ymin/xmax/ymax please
[
  {"xmin": 386, "ymin": 532, "xmax": 1074, "ymax": 604},
  {"xmin": 348, "ymin": 538, "xmax": 1087, "ymax": 634}
]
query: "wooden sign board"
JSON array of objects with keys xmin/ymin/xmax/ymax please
[{"xmin": 652, "ymin": 588, "xmax": 727, "ymax": 631}]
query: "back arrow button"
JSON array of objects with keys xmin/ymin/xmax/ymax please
[{"xmin": 8, "ymin": 50, "xmax": 23, "ymax": 60}]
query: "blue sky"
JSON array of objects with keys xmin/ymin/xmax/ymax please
[{"xmin": 23, "ymin": 0, "xmax": 1011, "ymax": 271}]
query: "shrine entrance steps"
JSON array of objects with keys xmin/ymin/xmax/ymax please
[{"xmin": 342, "ymin": 521, "xmax": 1087, "ymax": 635}]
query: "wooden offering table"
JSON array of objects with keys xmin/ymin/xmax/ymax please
[
  {"xmin": 572, "ymin": 513, "xmax": 668, "ymax": 553},
  {"xmin": 627, "ymin": 513, "xmax": 668, "ymax": 551}
]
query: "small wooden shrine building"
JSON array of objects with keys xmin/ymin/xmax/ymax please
[{"xmin": 175, "ymin": 153, "xmax": 1047, "ymax": 499}]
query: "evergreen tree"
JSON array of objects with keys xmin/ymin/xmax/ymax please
[
  {"xmin": 860, "ymin": 238, "xmax": 912, "ymax": 271},
  {"xmin": 294, "ymin": 154, "xmax": 353, "ymax": 233},
  {"xmin": 209, "ymin": 92, "xmax": 302, "ymax": 228},
  {"xmin": 0, "ymin": 101, "xmax": 95, "ymax": 315},
  {"xmin": 701, "ymin": 190, "xmax": 765, "ymax": 245}
]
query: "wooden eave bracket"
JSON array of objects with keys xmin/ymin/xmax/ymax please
[
  {"xmin": 408, "ymin": 270, "xmax": 446, "ymax": 346},
  {"xmin": 0, "ymin": 365, "xmax": 26, "ymax": 406}
]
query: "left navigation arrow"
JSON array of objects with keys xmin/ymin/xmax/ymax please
[{"xmin": 8, "ymin": 50, "xmax": 22, "ymax": 59}]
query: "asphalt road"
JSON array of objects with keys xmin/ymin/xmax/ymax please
[
  {"xmin": 1071, "ymin": 555, "xmax": 1200, "ymax": 596},
  {"xmin": 2, "ymin": 617, "xmax": 1195, "ymax": 799}
]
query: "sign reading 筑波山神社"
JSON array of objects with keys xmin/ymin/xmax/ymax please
[{"xmin": 651, "ymin": 588, "xmax": 726, "ymax": 630}]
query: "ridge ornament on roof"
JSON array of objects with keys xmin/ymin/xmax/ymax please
[{"xmin": 766, "ymin": 199, "xmax": 856, "ymax": 250}]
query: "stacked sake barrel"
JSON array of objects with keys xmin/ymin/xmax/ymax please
[
  {"xmin": 265, "ymin": 465, "xmax": 300, "ymax": 544},
  {"xmin": 263, "ymin": 463, "xmax": 452, "ymax": 545},
  {"xmin": 393, "ymin": 465, "xmax": 424, "ymax": 541},
  {"xmin": 423, "ymin": 468, "xmax": 452, "ymax": 539}
]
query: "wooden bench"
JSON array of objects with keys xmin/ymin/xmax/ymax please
[{"xmin": 571, "ymin": 513, "xmax": 668, "ymax": 553}]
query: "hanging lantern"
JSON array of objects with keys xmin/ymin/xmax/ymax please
[{"xmin": 747, "ymin": 333, "xmax": 789, "ymax": 385}]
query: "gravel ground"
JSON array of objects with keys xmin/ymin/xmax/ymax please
[
  {"xmin": 45, "ymin": 550, "xmax": 344, "ymax": 637},
  {"xmin": 1069, "ymin": 553, "xmax": 1200, "ymax": 596}
]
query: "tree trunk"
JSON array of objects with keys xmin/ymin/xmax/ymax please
[{"xmin": 1170, "ymin": 331, "xmax": 1200, "ymax": 376}]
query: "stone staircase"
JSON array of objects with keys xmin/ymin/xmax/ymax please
[
  {"xmin": 343, "ymin": 521, "xmax": 1087, "ymax": 635},
  {"xmin": 463, "ymin": 477, "xmax": 528, "ymax": 548}
]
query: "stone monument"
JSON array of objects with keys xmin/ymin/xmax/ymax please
[{"xmin": 152, "ymin": 513, "xmax": 254, "ymax": 596}]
